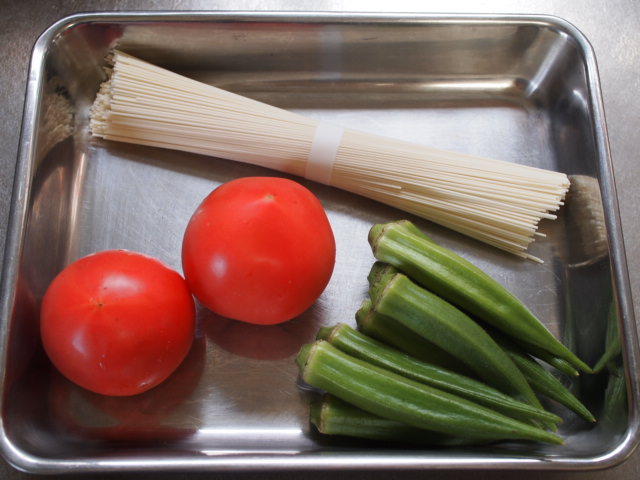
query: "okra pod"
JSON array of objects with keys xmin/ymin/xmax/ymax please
[
  {"xmin": 593, "ymin": 302, "xmax": 622, "ymax": 373},
  {"xmin": 297, "ymin": 341, "xmax": 562, "ymax": 444},
  {"xmin": 355, "ymin": 299, "xmax": 472, "ymax": 374},
  {"xmin": 498, "ymin": 340, "xmax": 596, "ymax": 422},
  {"xmin": 368, "ymin": 264, "xmax": 541, "ymax": 409},
  {"xmin": 501, "ymin": 335, "xmax": 580, "ymax": 377},
  {"xmin": 369, "ymin": 221, "xmax": 590, "ymax": 372},
  {"xmin": 517, "ymin": 342, "xmax": 580, "ymax": 377},
  {"xmin": 311, "ymin": 395, "xmax": 480, "ymax": 446},
  {"xmin": 318, "ymin": 323, "xmax": 561, "ymax": 425},
  {"xmin": 370, "ymin": 262, "xmax": 579, "ymax": 376},
  {"xmin": 600, "ymin": 367, "xmax": 627, "ymax": 426}
]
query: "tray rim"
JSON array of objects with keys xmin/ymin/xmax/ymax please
[{"xmin": 0, "ymin": 10, "xmax": 637, "ymax": 474}]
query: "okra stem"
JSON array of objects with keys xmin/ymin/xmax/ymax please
[
  {"xmin": 297, "ymin": 341, "xmax": 562, "ymax": 444},
  {"xmin": 368, "ymin": 265, "xmax": 541, "ymax": 409},
  {"xmin": 369, "ymin": 221, "xmax": 590, "ymax": 372},
  {"xmin": 319, "ymin": 323, "xmax": 561, "ymax": 425},
  {"xmin": 311, "ymin": 394, "xmax": 482, "ymax": 446}
]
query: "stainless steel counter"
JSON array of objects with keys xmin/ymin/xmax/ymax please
[{"xmin": 1, "ymin": 1, "xmax": 638, "ymax": 478}]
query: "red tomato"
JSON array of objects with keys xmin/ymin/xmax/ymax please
[
  {"xmin": 41, "ymin": 250, "xmax": 195, "ymax": 396},
  {"xmin": 182, "ymin": 177, "xmax": 335, "ymax": 325}
]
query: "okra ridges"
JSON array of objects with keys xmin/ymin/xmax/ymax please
[{"xmin": 299, "ymin": 340, "xmax": 563, "ymax": 444}]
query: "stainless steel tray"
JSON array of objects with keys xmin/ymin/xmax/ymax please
[{"xmin": 1, "ymin": 12, "xmax": 638, "ymax": 473}]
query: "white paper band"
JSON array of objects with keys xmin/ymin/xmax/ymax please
[{"xmin": 305, "ymin": 122, "xmax": 344, "ymax": 185}]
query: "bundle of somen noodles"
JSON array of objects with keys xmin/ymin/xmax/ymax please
[{"xmin": 90, "ymin": 51, "xmax": 570, "ymax": 261}]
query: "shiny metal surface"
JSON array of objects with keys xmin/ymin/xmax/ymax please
[{"xmin": 0, "ymin": 10, "xmax": 638, "ymax": 475}]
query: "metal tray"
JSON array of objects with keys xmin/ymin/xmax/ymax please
[{"xmin": 1, "ymin": 12, "xmax": 638, "ymax": 474}]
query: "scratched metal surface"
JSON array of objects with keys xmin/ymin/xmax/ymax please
[{"xmin": 1, "ymin": 3, "xmax": 639, "ymax": 480}]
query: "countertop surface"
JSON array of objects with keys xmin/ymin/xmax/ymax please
[{"xmin": 1, "ymin": 1, "xmax": 638, "ymax": 479}]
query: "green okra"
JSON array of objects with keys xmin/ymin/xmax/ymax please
[
  {"xmin": 600, "ymin": 367, "xmax": 627, "ymax": 426},
  {"xmin": 538, "ymin": 357, "xmax": 580, "ymax": 378},
  {"xmin": 593, "ymin": 302, "xmax": 622, "ymax": 373},
  {"xmin": 393, "ymin": 219, "xmax": 435, "ymax": 242},
  {"xmin": 367, "ymin": 261, "xmax": 394, "ymax": 287},
  {"xmin": 497, "ymin": 339, "xmax": 596, "ymax": 423},
  {"xmin": 368, "ymin": 220, "xmax": 591, "ymax": 373},
  {"xmin": 355, "ymin": 298, "xmax": 472, "ymax": 375},
  {"xmin": 369, "ymin": 262, "xmax": 577, "ymax": 380},
  {"xmin": 318, "ymin": 323, "xmax": 562, "ymax": 425},
  {"xmin": 297, "ymin": 341, "xmax": 562, "ymax": 444},
  {"xmin": 368, "ymin": 264, "xmax": 542, "ymax": 409},
  {"xmin": 517, "ymin": 342, "xmax": 580, "ymax": 377},
  {"xmin": 504, "ymin": 337, "xmax": 580, "ymax": 377},
  {"xmin": 311, "ymin": 394, "xmax": 482, "ymax": 446}
]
